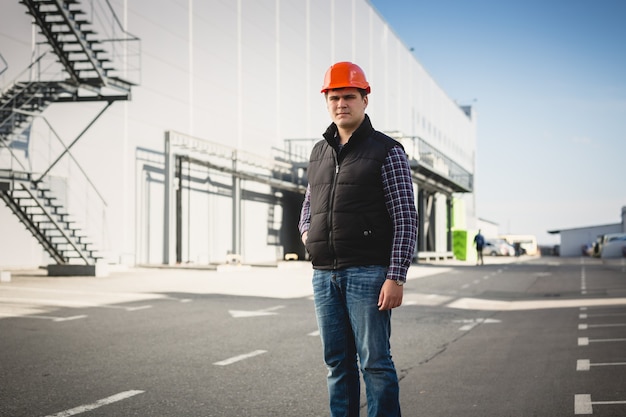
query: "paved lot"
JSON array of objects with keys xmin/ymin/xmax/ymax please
[{"xmin": 1, "ymin": 255, "xmax": 625, "ymax": 416}]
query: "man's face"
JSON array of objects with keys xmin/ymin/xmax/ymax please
[{"xmin": 326, "ymin": 88, "xmax": 368, "ymax": 132}]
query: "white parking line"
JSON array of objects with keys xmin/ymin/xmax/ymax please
[
  {"xmin": 213, "ymin": 350, "xmax": 267, "ymax": 366},
  {"xmin": 579, "ymin": 323, "xmax": 626, "ymax": 330},
  {"xmin": 124, "ymin": 305, "xmax": 153, "ymax": 312},
  {"xmin": 578, "ymin": 337, "xmax": 626, "ymax": 346},
  {"xmin": 0, "ymin": 313, "xmax": 87, "ymax": 322},
  {"xmin": 42, "ymin": 315, "xmax": 88, "ymax": 322},
  {"xmin": 581, "ymin": 312, "xmax": 626, "ymax": 319},
  {"xmin": 575, "ymin": 394, "xmax": 626, "ymax": 415},
  {"xmin": 42, "ymin": 390, "xmax": 144, "ymax": 417},
  {"xmin": 577, "ymin": 359, "xmax": 626, "ymax": 371},
  {"xmin": 575, "ymin": 394, "xmax": 592, "ymax": 414},
  {"xmin": 454, "ymin": 318, "xmax": 501, "ymax": 331},
  {"xmin": 447, "ymin": 297, "xmax": 626, "ymax": 311}
]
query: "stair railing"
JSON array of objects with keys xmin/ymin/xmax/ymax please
[
  {"xmin": 0, "ymin": 109, "xmax": 110, "ymax": 262},
  {"xmin": 82, "ymin": 0, "xmax": 141, "ymax": 86},
  {"xmin": 0, "ymin": 53, "xmax": 7, "ymax": 77}
]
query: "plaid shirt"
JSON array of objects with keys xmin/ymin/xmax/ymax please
[{"xmin": 298, "ymin": 145, "xmax": 418, "ymax": 282}]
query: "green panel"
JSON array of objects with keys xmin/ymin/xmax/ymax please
[
  {"xmin": 452, "ymin": 197, "xmax": 466, "ymax": 229},
  {"xmin": 452, "ymin": 229, "xmax": 468, "ymax": 261}
]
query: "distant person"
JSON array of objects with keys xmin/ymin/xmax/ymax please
[{"xmin": 474, "ymin": 230, "xmax": 485, "ymax": 265}]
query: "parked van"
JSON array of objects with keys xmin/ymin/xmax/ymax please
[
  {"xmin": 499, "ymin": 234, "xmax": 538, "ymax": 256},
  {"xmin": 599, "ymin": 233, "xmax": 626, "ymax": 258}
]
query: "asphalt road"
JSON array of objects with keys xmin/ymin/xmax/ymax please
[{"xmin": 0, "ymin": 256, "xmax": 625, "ymax": 416}]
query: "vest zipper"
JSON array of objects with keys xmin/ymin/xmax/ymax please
[{"xmin": 327, "ymin": 155, "xmax": 340, "ymax": 268}]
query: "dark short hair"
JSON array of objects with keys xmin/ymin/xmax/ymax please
[{"xmin": 324, "ymin": 88, "xmax": 369, "ymax": 99}]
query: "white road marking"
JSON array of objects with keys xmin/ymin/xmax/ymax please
[
  {"xmin": 454, "ymin": 318, "xmax": 501, "ymax": 331},
  {"xmin": 50, "ymin": 315, "xmax": 88, "ymax": 322},
  {"xmin": 308, "ymin": 330, "xmax": 320, "ymax": 337},
  {"xmin": 42, "ymin": 390, "xmax": 144, "ymax": 417},
  {"xmin": 447, "ymin": 297, "xmax": 626, "ymax": 311},
  {"xmin": 0, "ymin": 297, "xmax": 94, "ymax": 308},
  {"xmin": 124, "ymin": 305, "xmax": 153, "ymax": 312},
  {"xmin": 589, "ymin": 338, "xmax": 626, "ymax": 343},
  {"xmin": 594, "ymin": 400, "xmax": 626, "ymax": 405},
  {"xmin": 229, "ymin": 310, "xmax": 277, "ymax": 318},
  {"xmin": 582, "ymin": 312, "xmax": 626, "ymax": 318},
  {"xmin": 577, "ymin": 359, "xmax": 590, "ymax": 371},
  {"xmin": 577, "ymin": 358, "xmax": 626, "ymax": 371},
  {"xmin": 580, "ymin": 336, "xmax": 626, "ymax": 345},
  {"xmin": 580, "ymin": 323, "xmax": 626, "ymax": 330},
  {"xmin": 402, "ymin": 293, "xmax": 453, "ymax": 307},
  {"xmin": 0, "ymin": 297, "xmax": 151, "ymax": 312},
  {"xmin": 0, "ymin": 313, "xmax": 87, "ymax": 322},
  {"xmin": 574, "ymin": 394, "xmax": 626, "ymax": 415},
  {"xmin": 213, "ymin": 350, "xmax": 267, "ymax": 366},
  {"xmin": 229, "ymin": 305, "xmax": 285, "ymax": 318},
  {"xmin": 95, "ymin": 304, "xmax": 153, "ymax": 312},
  {"xmin": 575, "ymin": 394, "xmax": 592, "ymax": 414}
]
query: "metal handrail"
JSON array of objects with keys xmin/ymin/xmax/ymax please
[
  {"xmin": 0, "ymin": 53, "xmax": 7, "ymax": 77},
  {"xmin": 12, "ymin": 109, "xmax": 108, "ymax": 207},
  {"xmin": 282, "ymin": 134, "xmax": 473, "ymax": 192},
  {"xmin": 0, "ymin": 52, "xmax": 53, "ymax": 95}
]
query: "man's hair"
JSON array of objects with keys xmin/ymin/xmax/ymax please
[{"xmin": 324, "ymin": 88, "xmax": 369, "ymax": 99}]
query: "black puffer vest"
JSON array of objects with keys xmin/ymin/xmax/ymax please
[{"xmin": 305, "ymin": 115, "xmax": 403, "ymax": 270}]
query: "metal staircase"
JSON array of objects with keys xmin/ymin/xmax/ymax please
[
  {"xmin": 1, "ymin": 170, "xmax": 98, "ymax": 264},
  {"xmin": 0, "ymin": 0, "xmax": 140, "ymax": 269},
  {"xmin": 0, "ymin": 80, "xmax": 75, "ymax": 140}
]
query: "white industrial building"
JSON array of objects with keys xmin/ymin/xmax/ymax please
[
  {"xmin": 548, "ymin": 206, "xmax": 626, "ymax": 258},
  {"xmin": 0, "ymin": 0, "xmax": 478, "ymax": 273}
]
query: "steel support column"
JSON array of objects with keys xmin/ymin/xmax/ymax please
[
  {"xmin": 446, "ymin": 196, "xmax": 453, "ymax": 251},
  {"xmin": 417, "ymin": 189, "xmax": 426, "ymax": 252},
  {"xmin": 163, "ymin": 131, "xmax": 176, "ymax": 265},
  {"xmin": 231, "ymin": 152, "xmax": 242, "ymax": 256},
  {"xmin": 176, "ymin": 157, "xmax": 183, "ymax": 263}
]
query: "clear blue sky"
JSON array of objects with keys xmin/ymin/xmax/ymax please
[{"xmin": 369, "ymin": 0, "xmax": 626, "ymax": 245}]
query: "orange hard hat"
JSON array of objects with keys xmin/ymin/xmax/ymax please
[{"xmin": 321, "ymin": 61, "xmax": 371, "ymax": 94}]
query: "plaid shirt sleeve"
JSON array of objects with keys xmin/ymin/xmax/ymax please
[
  {"xmin": 382, "ymin": 146, "xmax": 418, "ymax": 282},
  {"xmin": 298, "ymin": 184, "xmax": 311, "ymax": 236}
]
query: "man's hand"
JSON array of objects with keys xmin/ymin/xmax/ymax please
[
  {"xmin": 378, "ymin": 279, "xmax": 403, "ymax": 311},
  {"xmin": 301, "ymin": 231, "xmax": 308, "ymax": 245}
]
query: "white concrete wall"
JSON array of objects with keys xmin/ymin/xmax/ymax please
[{"xmin": 0, "ymin": 0, "xmax": 476, "ymax": 267}]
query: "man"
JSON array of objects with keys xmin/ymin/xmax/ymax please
[
  {"xmin": 474, "ymin": 230, "xmax": 485, "ymax": 265},
  {"xmin": 298, "ymin": 61, "xmax": 418, "ymax": 417}
]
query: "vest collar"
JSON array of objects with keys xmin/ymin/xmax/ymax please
[{"xmin": 322, "ymin": 114, "xmax": 375, "ymax": 150}]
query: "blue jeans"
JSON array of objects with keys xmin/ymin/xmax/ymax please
[{"xmin": 312, "ymin": 266, "xmax": 401, "ymax": 417}]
